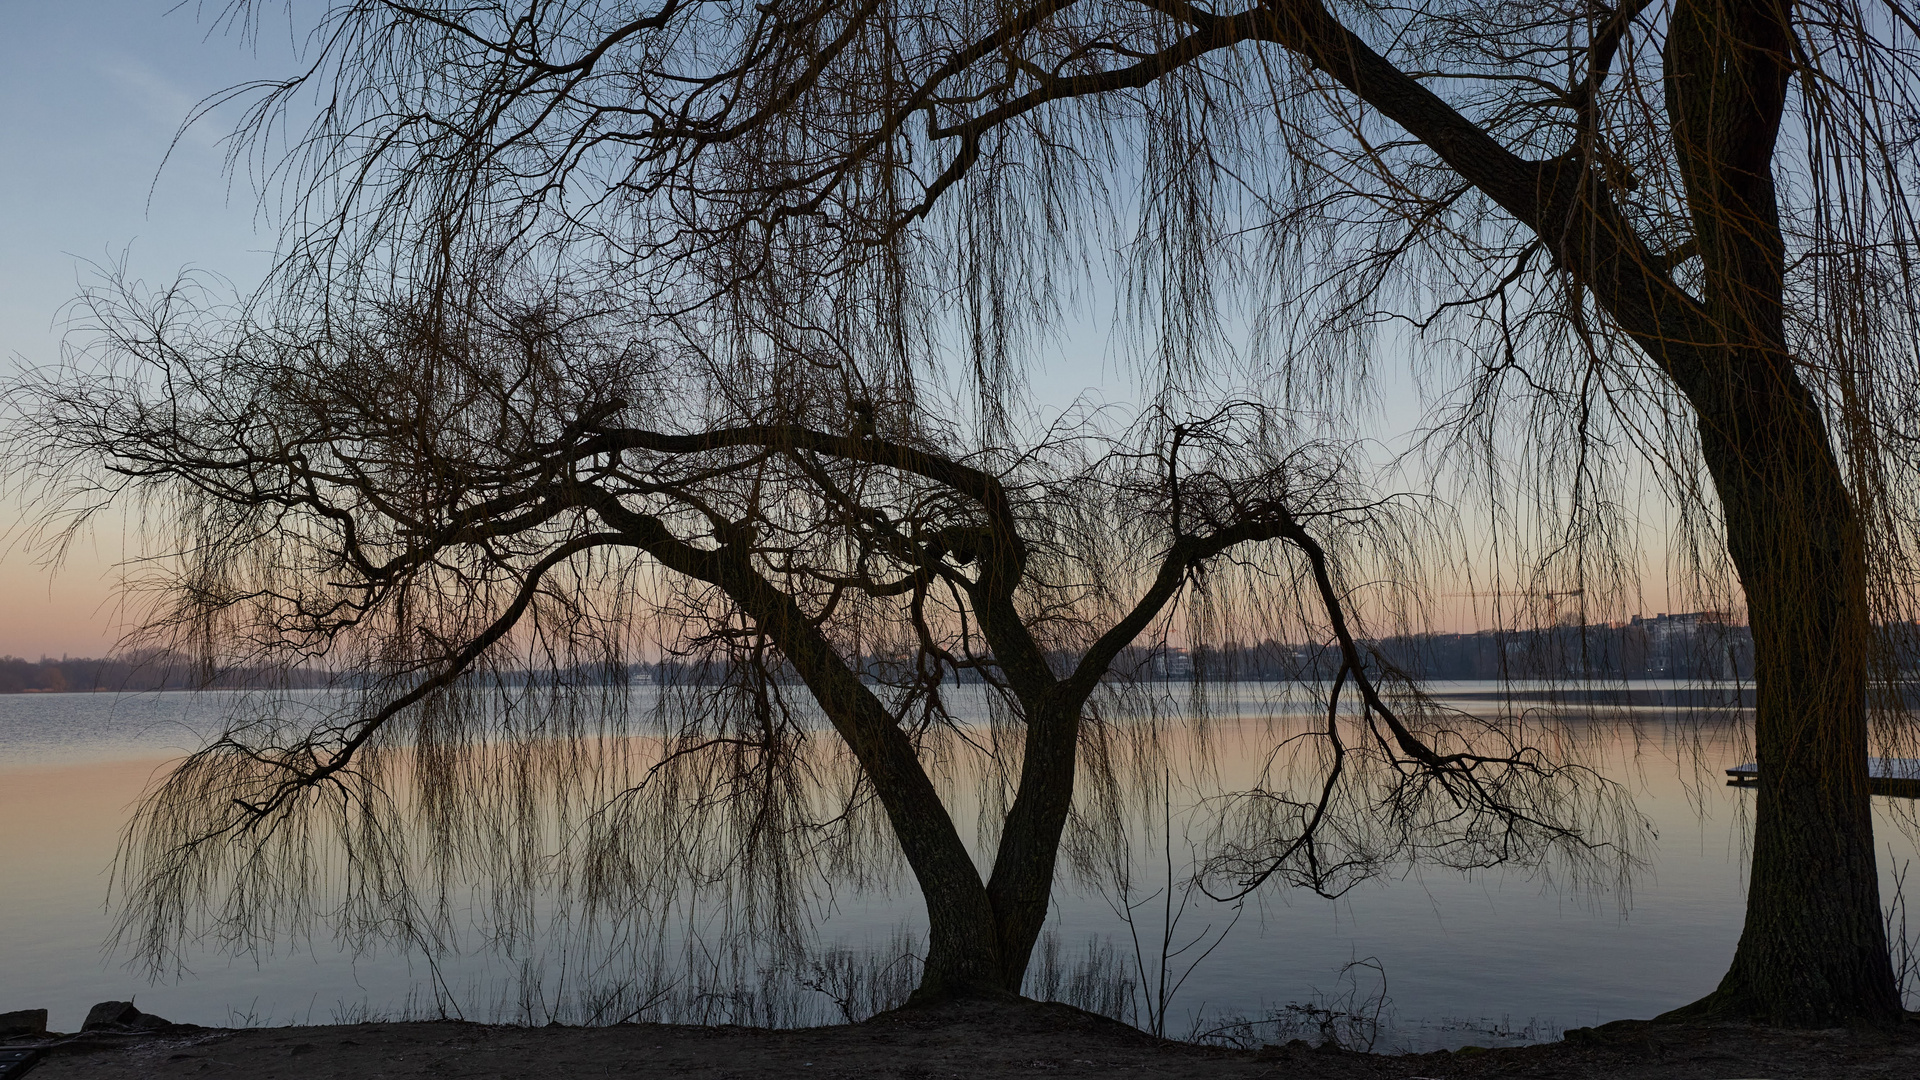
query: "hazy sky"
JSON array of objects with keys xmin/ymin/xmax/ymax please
[
  {"xmin": 0, "ymin": 3, "xmax": 1150, "ymax": 658},
  {"xmin": 0, "ymin": 4, "xmax": 1682, "ymax": 660},
  {"xmin": 1, "ymin": 2, "xmax": 297, "ymax": 657}
]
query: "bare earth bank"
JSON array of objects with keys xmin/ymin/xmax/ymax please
[{"xmin": 12, "ymin": 999, "xmax": 1920, "ymax": 1079}]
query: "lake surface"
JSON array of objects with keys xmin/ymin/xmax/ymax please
[{"xmin": 1, "ymin": 684, "xmax": 1915, "ymax": 1049}]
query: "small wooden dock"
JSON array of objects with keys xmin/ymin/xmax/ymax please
[{"xmin": 1726, "ymin": 758, "xmax": 1920, "ymax": 798}]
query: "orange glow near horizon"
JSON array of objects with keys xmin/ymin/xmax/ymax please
[
  {"xmin": 0, "ymin": 495, "xmax": 131, "ymax": 658},
  {"xmin": 0, "ymin": 537, "xmax": 1725, "ymax": 664},
  {"xmin": 0, "ymin": 555, "xmax": 126, "ymax": 659},
  {"xmin": 0, "ymin": 461, "xmax": 1727, "ymax": 661}
]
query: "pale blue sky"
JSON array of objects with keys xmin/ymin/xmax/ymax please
[
  {"xmin": 0, "ymin": 3, "xmax": 295, "ymax": 354},
  {"xmin": 0, "ymin": 2, "xmax": 1151, "ymax": 657},
  {"xmin": 1, "ymin": 1, "xmax": 297, "ymax": 655},
  {"xmin": 0, "ymin": 3, "xmax": 1676, "ymax": 659}
]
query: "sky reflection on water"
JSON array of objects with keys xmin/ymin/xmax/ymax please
[{"xmin": 0, "ymin": 684, "xmax": 1913, "ymax": 1048}]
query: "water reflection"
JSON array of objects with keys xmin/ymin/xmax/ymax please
[{"xmin": 0, "ymin": 684, "xmax": 1913, "ymax": 1049}]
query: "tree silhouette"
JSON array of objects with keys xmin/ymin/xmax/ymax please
[
  {"xmin": 27, "ymin": 0, "xmax": 1920, "ymax": 1024},
  {"xmin": 8, "ymin": 273, "xmax": 1631, "ymax": 1001}
]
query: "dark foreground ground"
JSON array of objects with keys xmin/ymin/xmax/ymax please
[{"xmin": 9, "ymin": 999, "xmax": 1920, "ymax": 1079}]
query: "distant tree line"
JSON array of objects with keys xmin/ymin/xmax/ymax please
[
  {"xmin": 1362, "ymin": 613, "xmax": 1764, "ymax": 683},
  {"xmin": 0, "ymin": 615, "xmax": 1768, "ymax": 694},
  {"xmin": 747, "ymin": 613, "xmax": 1779, "ymax": 687},
  {"xmin": 0, "ymin": 651, "xmax": 335, "ymax": 694},
  {"xmin": 925, "ymin": 613, "xmax": 1767, "ymax": 685},
  {"xmin": 862, "ymin": 612, "xmax": 1920, "ymax": 687},
  {"xmin": 6, "ymin": 615, "xmax": 1862, "ymax": 695}
]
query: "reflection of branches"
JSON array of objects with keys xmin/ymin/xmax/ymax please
[
  {"xmin": 12, "ymin": 272, "xmax": 1641, "ymax": 1000},
  {"xmin": 1203, "ymin": 508, "xmax": 1635, "ymax": 901}
]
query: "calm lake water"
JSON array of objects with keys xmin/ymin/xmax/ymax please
[{"xmin": 1, "ymin": 683, "xmax": 1915, "ymax": 1049}]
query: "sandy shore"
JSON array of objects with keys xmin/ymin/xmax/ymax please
[{"xmin": 9, "ymin": 999, "xmax": 1920, "ymax": 1079}]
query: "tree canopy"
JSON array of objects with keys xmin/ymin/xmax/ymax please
[
  {"xmin": 11, "ymin": 265, "xmax": 1635, "ymax": 1002},
  {"xmin": 11, "ymin": 0, "xmax": 1920, "ymax": 1026}
]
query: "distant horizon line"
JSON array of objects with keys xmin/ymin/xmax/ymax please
[{"xmin": 0, "ymin": 610, "xmax": 1763, "ymax": 668}]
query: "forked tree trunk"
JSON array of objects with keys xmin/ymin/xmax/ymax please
[
  {"xmin": 625, "ymin": 518, "xmax": 1023, "ymax": 1000},
  {"xmin": 835, "ymin": 685, "xmax": 1079, "ymax": 1003},
  {"xmin": 622, "ymin": 459, "xmax": 1109, "ymax": 1005},
  {"xmin": 779, "ymin": 651, "xmax": 1031, "ymax": 1004},
  {"xmin": 761, "ymin": 620, "xmax": 1028, "ymax": 1004}
]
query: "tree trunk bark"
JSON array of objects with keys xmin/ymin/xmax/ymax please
[
  {"xmin": 1652, "ymin": 0, "xmax": 1903, "ymax": 1026},
  {"xmin": 984, "ymin": 692, "xmax": 1082, "ymax": 990},
  {"xmin": 1255, "ymin": 13, "xmax": 1902, "ymax": 1020},
  {"xmin": 1674, "ymin": 371, "xmax": 1902, "ymax": 1025},
  {"xmin": 733, "ymin": 594, "xmax": 1015, "ymax": 1003},
  {"xmin": 605, "ymin": 507, "xmax": 1015, "ymax": 1000}
]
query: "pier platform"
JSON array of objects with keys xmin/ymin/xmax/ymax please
[{"xmin": 1726, "ymin": 757, "xmax": 1920, "ymax": 797}]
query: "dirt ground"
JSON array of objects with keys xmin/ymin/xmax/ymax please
[{"xmin": 9, "ymin": 999, "xmax": 1920, "ymax": 1079}]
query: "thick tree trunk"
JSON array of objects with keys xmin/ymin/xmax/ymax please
[
  {"xmin": 984, "ymin": 693, "xmax": 1082, "ymax": 990},
  {"xmin": 1653, "ymin": 1, "xmax": 1902, "ymax": 1026},
  {"xmin": 1675, "ymin": 379, "xmax": 1903, "ymax": 1026},
  {"xmin": 606, "ymin": 508, "xmax": 1017, "ymax": 1000},
  {"xmin": 744, "ymin": 599, "xmax": 1016, "ymax": 1003}
]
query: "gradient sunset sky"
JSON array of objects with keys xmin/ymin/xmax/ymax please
[
  {"xmin": 0, "ymin": 4, "xmax": 1686, "ymax": 661},
  {"xmin": 1, "ymin": 2, "xmax": 296, "ymax": 657}
]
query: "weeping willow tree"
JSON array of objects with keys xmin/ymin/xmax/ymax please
[
  {"xmin": 6, "ymin": 266, "xmax": 1632, "ymax": 1004},
  {"xmin": 134, "ymin": 0, "xmax": 1920, "ymax": 1025}
]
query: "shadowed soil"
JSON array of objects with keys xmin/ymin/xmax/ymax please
[{"xmin": 11, "ymin": 999, "xmax": 1920, "ymax": 1078}]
